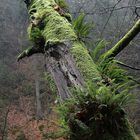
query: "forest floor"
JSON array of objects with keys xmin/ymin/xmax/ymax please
[
  {"xmin": 1, "ymin": 96, "xmax": 140, "ymax": 140},
  {"xmin": 5, "ymin": 96, "xmax": 64, "ymax": 140}
]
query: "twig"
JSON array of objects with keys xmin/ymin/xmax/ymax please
[
  {"xmin": 2, "ymin": 105, "xmax": 10, "ymax": 140},
  {"xmin": 100, "ymin": 0, "xmax": 122, "ymax": 37},
  {"xmin": 117, "ymin": 61, "xmax": 140, "ymax": 71}
]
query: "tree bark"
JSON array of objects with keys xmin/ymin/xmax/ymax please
[{"xmin": 18, "ymin": 0, "xmax": 139, "ymax": 139}]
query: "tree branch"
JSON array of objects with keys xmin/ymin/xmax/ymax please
[
  {"xmin": 17, "ymin": 46, "xmax": 44, "ymax": 61},
  {"xmin": 103, "ymin": 19, "xmax": 140, "ymax": 59},
  {"xmin": 117, "ymin": 61, "xmax": 140, "ymax": 70}
]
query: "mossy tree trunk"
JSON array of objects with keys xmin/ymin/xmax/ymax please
[{"xmin": 18, "ymin": 0, "xmax": 139, "ymax": 139}]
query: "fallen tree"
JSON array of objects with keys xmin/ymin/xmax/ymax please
[{"xmin": 18, "ymin": 0, "xmax": 140, "ymax": 139}]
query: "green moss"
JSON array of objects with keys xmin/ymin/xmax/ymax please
[
  {"xmin": 28, "ymin": 25, "xmax": 43, "ymax": 43},
  {"xmin": 43, "ymin": 130, "xmax": 68, "ymax": 139},
  {"xmin": 28, "ymin": 0, "xmax": 77, "ymax": 47},
  {"xmin": 71, "ymin": 41, "xmax": 102, "ymax": 82},
  {"xmin": 62, "ymin": 13, "xmax": 72, "ymax": 22},
  {"xmin": 42, "ymin": 9, "xmax": 76, "ymax": 45},
  {"xmin": 54, "ymin": 0, "xmax": 68, "ymax": 9},
  {"xmin": 101, "ymin": 119, "xmax": 139, "ymax": 140},
  {"xmin": 119, "ymin": 119, "xmax": 139, "ymax": 140}
]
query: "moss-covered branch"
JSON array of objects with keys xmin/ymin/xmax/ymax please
[
  {"xmin": 103, "ymin": 19, "xmax": 140, "ymax": 59},
  {"xmin": 17, "ymin": 46, "xmax": 44, "ymax": 61}
]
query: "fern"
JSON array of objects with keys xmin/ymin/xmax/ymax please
[
  {"xmin": 90, "ymin": 41, "xmax": 135, "ymax": 86},
  {"xmin": 99, "ymin": 58, "xmax": 129, "ymax": 84},
  {"xmin": 86, "ymin": 83, "xmax": 135, "ymax": 107},
  {"xmin": 91, "ymin": 40, "xmax": 108, "ymax": 61},
  {"xmin": 56, "ymin": 83, "xmax": 136, "ymax": 139},
  {"xmin": 72, "ymin": 14, "xmax": 93, "ymax": 42}
]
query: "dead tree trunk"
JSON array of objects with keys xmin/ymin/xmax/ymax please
[{"xmin": 17, "ymin": 0, "xmax": 140, "ymax": 139}]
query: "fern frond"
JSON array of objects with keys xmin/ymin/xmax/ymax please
[
  {"xmin": 56, "ymin": 82, "xmax": 136, "ymax": 138},
  {"xmin": 98, "ymin": 58, "xmax": 130, "ymax": 84},
  {"xmin": 91, "ymin": 40, "xmax": 108, "ymax": 61},
  {"xmin": 72, "ymin": 14, "xmax": 93, "ymax": 42}
]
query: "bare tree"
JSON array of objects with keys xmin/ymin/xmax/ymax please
[{"xmin": 33, "ymin": 57, "xmax": 43, "ymax": 120}]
